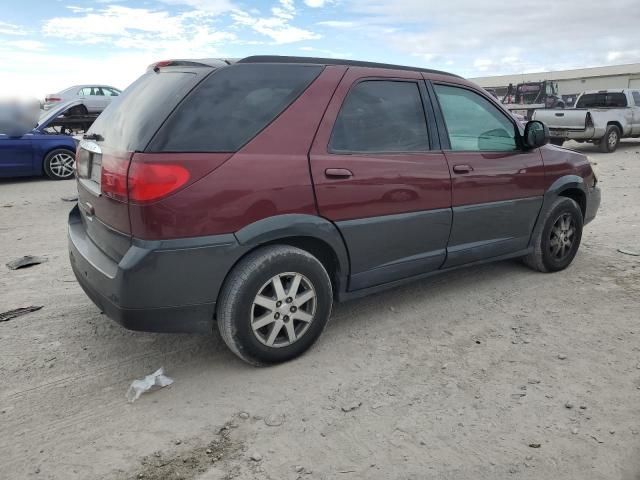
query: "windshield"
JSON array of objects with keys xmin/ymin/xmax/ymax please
[{"xmin": 576, "ymin": 93, "xmax": 627, "ymax": 108}]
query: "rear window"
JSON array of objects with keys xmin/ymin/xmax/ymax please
[
  {"xmin": 86, "ymin": 70, "xmax": 205, "ymax": 152},
  {"xmin": 576, "ymin": 93, "xmax": 628, "ymax": 108},
  {"xmin": 147, "ymin": 64, "xmax": 323, "ymax": 153}
]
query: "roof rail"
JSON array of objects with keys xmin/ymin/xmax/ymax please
[{"xmin": 237, "ymin": 55, "xmax": 460, "ymax": 78}]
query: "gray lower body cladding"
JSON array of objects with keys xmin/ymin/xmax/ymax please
[{"xmin": 68, "ymin": 205, "xmax": 246, "ymax": 333}]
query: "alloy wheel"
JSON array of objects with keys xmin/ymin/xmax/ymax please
[
  {"xmin": 251, "ymin": 272, "xmax": 317, "ymax": 348},
  {"xmin": 49, "ymin": 152, "xmax": 75, "ymax": 178},
  {"xmin": 608, "ymin": 130, "xmax": 618, "ymax": 149},
  {"xmin": 549, "ymin": 213, "xmax": 576, "ymax": 260}
]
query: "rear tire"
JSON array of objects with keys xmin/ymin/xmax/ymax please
[
  {"xmin": 217, "ymin": 245, "xmax": 333, "ymax": 366},
  {"xmin": 43, "ymin": 149, "xmax": 75, "ymax": 180},
  {"xmin": 599, "ymin": 125, "xmax": 620, "ymax": 153},
  {"xmin": 523, "ymin": 197, "xmax": 583, "ymax": 273}
]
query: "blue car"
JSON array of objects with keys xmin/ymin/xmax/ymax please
[{"xmin": 0, "ymin": 100, "xmax": 85, "ymax": 180}]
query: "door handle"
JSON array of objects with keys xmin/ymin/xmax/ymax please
[
  {"xmin": 452, "ymin": 164, "xmax": 473, "ymax": 174},
  {"xmin": 325, "ymin": 168, "xmax": 353, "ymax": 178}
]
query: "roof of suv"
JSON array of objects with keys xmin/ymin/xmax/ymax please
[
  {"xmin": 238, "ymin": 55, "xmax": 461, "ymax": 78},
  {"xmin": 151, "ymin": 55, "xmax": 460, "ymax": 78}
]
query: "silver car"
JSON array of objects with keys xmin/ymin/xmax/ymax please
[{"xmin": 44, "ymin": 85, "xmax": 121, "ymax": 113}]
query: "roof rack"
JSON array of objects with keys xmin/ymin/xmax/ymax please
[{"xmin": 237, "ymin": 55, "xmax": 460, "ymax": 78}]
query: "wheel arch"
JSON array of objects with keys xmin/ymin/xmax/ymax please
[
  {"xmin": 529, "ymin": 175, "xmax": 586, "ymax": 247},
  {"xmin": 606, "ymin": 120, "xmax": 624, "ymax": 135},
  {"xmin": 232, "ymin": 214, "xmax": 351, "ymax": 297}
]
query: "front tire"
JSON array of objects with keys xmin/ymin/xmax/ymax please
[
  {"xmin": 524, "ymin": 197, "xmax": 583, "ymax": 273},
  {"xmin": 599, "ymin": 125, "xmax": 620, "ymax": 153},
  {"xmin": 43, "ymin": 149, "xmax": 75, "ymax": 180},
  {"xmin": 217, "ymin": 245, "xmax": 333, "ymax": 366}
]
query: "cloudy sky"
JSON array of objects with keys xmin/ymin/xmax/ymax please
[{"xmin": 2, "ymin": 0, "xmax": 640, "ymax": 98}]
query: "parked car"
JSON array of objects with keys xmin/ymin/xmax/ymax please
[
  {"xmin": 68, "ymin": 56, "xmax": 601, "ymax": 365},
  {"xmin": 0, "ymin": 100, "xmax": 85, "ymax": 180},
  {"xmin": 533, "ymin": 89, "xmax": 640, "ymax": 152},
  {"xmin": 44, "ymin": 85, "xmax": 121, "ymax": 113}
]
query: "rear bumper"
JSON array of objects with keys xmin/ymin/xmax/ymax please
[
  {"xmin": 68, "ymin": 205, "xmax": 246, "ymax": 333},
  {"xmin": 584, "ymin": 185, "xmax": 601, "ymax": 225}
]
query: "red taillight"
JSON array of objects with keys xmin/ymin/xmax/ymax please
[
  {"xmin": 128, "ymin": 162, "xmax": 190, "ymax": 203},
  {"xmin": 46, "ymin": 97, "xmax": 61, "ymax": 102},
  {"xmin": 101, "ymin": 155, "xmax": 129, "ymax": 202}
]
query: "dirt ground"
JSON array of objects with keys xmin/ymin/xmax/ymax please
[{"xmin": 1, "ymin": 140, "xmax": 639, "ymax": 480}]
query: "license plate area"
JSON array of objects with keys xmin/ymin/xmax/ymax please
[
  {"xmin": 78, "ymin": 140, "xmax": 102, "ymax": 187},
  {"xmin": 549, "ymin": 129, "xmax": 568, "ymax": 138}
]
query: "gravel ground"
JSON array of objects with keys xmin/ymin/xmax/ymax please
[{"xmin": 1, "ymin": 140, "xmax": 639, "ymax": 480}]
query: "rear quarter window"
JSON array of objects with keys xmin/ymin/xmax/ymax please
[
  {"xmin": 147, "ymin": 64, "xmax": 323, "ymax": 153},
  {"xmin": 576, "ymin": 93, "xmax": 628, "ymax": 108}
]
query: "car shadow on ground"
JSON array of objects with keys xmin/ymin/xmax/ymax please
[
  {"xmin": 84, "ymin": 258, "xmax": 533, "ymax": 374},
  {"xmin": 566, "ymin": 139, "xmax": 640, "ymax": 154}
]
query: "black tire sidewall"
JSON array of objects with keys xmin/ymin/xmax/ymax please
[
  {"xmin": 224, "ymin": 250, "xmax": 332, "ymax": 364},
  {"xmin": 44, "ymin": 149, "xmax": 75, "ymax": 180},
  {"xmin": 540, "ymin": 199, "xmax": 583, "ymax": 272}
]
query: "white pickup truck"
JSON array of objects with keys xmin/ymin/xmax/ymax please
[{"xmin": 533, "ymin": 89, "xmax": 640, "ymax": 152}]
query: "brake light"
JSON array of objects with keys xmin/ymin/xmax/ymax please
[
  {"xmin": 128, "ymin": 162, "xmax": 190, "ymax": 203},
  {"xmin": 46, "ymin": 97, "xmax": 61, "ymax": 102},
  {"xmin": 101, "ymin": 155, "xmax": 129, "ymax": 202}
]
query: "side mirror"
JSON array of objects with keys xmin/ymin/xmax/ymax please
[{"xmin": 523, "ymin": 120, "xmax": 549, "ymax": 149}]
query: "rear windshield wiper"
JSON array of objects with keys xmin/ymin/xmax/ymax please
[{"xmin": 82, "ymin": 133, "xmax": 103, "ymax": 141}]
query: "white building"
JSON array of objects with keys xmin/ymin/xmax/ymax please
[{"xmin": 471, "ymin": 63, "xmax": 640, "ymax": 99}]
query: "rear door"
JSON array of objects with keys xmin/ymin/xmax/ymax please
[
  {"xmin": 431, "ymin": 82, "xmax": 546, "ymax": 267},
  {"xmin": 0, "ymin": 134, "xmax": 33, "ymax": 177},
  {"xmin": 310, "ymin": 69, "xmax": 452, "ymax": 291}
]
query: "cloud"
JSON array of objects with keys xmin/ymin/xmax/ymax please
[
  {"xmin": 304, "ymin": 0, "xmax": 328, "ymax": 7},
  {"xmin": 231, "ymin": 0, "xmax": 321, "ymax": 44},
  {"xmin": 7, "ymin": 40, "xmax": 46, "ymax": 52},
  {"xmin": 0, "ymin": 21, "xmax": 27, "ymax": 36},
  {"xmin": 342, "ymin": 0, "xmax": 640, "ymax": 75},
  {"xmin": 317, "ymin": 20, "xmax": 357, "ymax": 28},
  {"xmin": 42, "ymin": 5, "xmax": 236, "ymax": 54}
]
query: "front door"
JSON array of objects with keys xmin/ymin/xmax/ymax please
[
  {"xmin": 310, "ymin": 70, "xmax": 452, "ymax": 291},
  {"xmin": 431, "ymin": 83, "xmax": 546, "ymax": 267},
  {"xmin": 0, "ymin": 134, "xmax": 33, "ymax": 177}
]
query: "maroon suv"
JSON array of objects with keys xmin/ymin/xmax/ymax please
[{"xmin": 69, "ymin": 56, "xmax": 600, "ymax": 365}]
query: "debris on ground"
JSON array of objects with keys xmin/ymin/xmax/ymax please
[
  {"xmin": 6, "ymin": 255, "xmax": 48, "ymax": 270},
  {"xmin": 0, "ymin": 306, "xmax": 43, "ymax": 322},
  {"xmin": 528, "ymin": 443, "xmax": 541, "ymax": 448},
  {"xmin": 341, "ymin": 401, "xmax": 362, "ymax": 412},
  {"xmin": 557, "ymin": 354, "xmax": 567, "ymax": 360},
  {"xmin": 238, "ymin": 412, "xmax": 250, "ymax": 419},
  {"xmin": 250, "ymin": 452, "xmax": 262, "ymax": 462},
  {"xmin": 126, "ymin": 368, "xmax": 174, "ymax": 403},
  {"xmin": 617, "ymin": 248, "xmax": 640, "ymax": 256},
  {"xmin": 60, "ymin": 195, "xmax": 78, "ymax": 202},
  {"xmin": 264, "ymin": 414, "xmax": 285, "ymax": 427}
]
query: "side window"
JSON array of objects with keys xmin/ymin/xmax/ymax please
[
  {"xmin": 148, "ymin": 64, "xmax": 322, "ymax": 153},
  {"xmin": 93, "ymin": 87, "xmax": 105, "ymax": 96},
  {"xmin": 632, "ymin": 91, "xmax": 640, "ymax": 106},
  {"xmin": 330, "ymin": 80, "xmax": 429, "ymax": 153},
  {"xmin": 104, "ymin": 88, "xmax": 119, "ymax": 97},
  {"xmin": 434, "ymin": 84, "xmax": 517, "ymax": 152},
  {"xmin": 79, "ymin": 87, "xmax": 91, "ymax": 96}
]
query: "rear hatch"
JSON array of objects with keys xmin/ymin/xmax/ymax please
[{"xmin": 75, "ymin": 63, "xmax": 215, "ymax": 261}]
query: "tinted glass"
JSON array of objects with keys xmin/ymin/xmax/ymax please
[
  {"xmin": 434, "ymin": 84, "xmax": 517, "ymax": 151},
  {"xmin": 148, "ymin": 64, "xmax": 323, "ymax": 153},
  {"xmin": 632, "ymin": 91, "xmax": 640, "ymax": 106},
  {"xmin": 79, "ymin": 88, "xmax": 90, "ymax": 96},
  {"xmin": 86, "ymin": 69, "xmax": 206, "ymax": 152},
  {"xmin": 330, "ymin": 81, "xmax": 429, "ymax": 153},
  {"xmin": 576, "ymin": 93, "xmax": 628, "ymax": 108}
]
